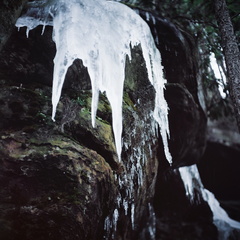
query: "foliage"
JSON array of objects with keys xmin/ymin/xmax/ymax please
[
  {"xmin": 123, "ymin": 0, "xmax": 239, "ymax": 52},
  {"xmin": 121, "ymin": 0, "xmax": 239, "ymax": 120}
]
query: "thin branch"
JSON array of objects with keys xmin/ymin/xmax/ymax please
[
  {"xmin": 173, "ymin": 15, "xmax": 218, "ymax": 28},
  {"xmin": 231, "ymin": 12, "xmax": 240, "ymax": 20}
]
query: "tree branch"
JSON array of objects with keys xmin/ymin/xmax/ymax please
[{"xmin": 173, "ymin": 15, "xmax": 218, "ymax": 28}]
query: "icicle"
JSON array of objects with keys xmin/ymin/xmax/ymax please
[
  {"xmin": 26, "ymin": 27, "xmax": 30, "ymax": 38},
  {"xmin": 209, "ymin": 52, "xmax": 227, "ymax": 98},
  {"xmin": 113, "ymin": 209, "xmax": 119, "ymax": 231},
  {"xmin": 145, "ymin": 12, "xmax": 150, "ymax": 21},
  {"xmin": 131, "ymin": 203, "xmax": 135, "ymax": 229},
  {"xmin": 151, "ymin": 15, "xmax": 156, "ymax": 25},
  {"xmin": 123, "ymin": 199, "xmax": 129, "ymax": 215},
  {"xmin": 15, "ymin": 0, "xmax": 172, "ymax": 164},
  {"xmin": 179, "ymin": 164, "xmax": 240, "ymax": 236},
  {"xmin": 178, "ymin": 165, "xmax": 197, "ymax": 203},
  {"xmin": 41, "ymin": 23, "xmax": 46, "ymax": 35},
  {"xmin": 203, "ymin": 189, "xmax": 240, "ymax": 230},
  {"xmin": 148, "ymin": 203, "xmax": 156, "ymax": 240},
  {"xmin": 104, "ymin": 215, "xmax": 112, "ymax": 239}
]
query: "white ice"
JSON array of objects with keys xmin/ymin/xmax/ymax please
[
  {"xmin": 16, "ymin": 0, "xmax": 172, "ymax": 164},
  {"xmin": 210, "ymin": 52, "xmax": 227, "ymax": 98},
  {"xmin": 179, "ymin": 164, "xmax": 240, "ymax": 236}
]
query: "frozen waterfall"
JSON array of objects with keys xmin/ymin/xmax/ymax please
[{"xmin": 16, "ymin": 0, "xmax": 172, "ymax": 164}]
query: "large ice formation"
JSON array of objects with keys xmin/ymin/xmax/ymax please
[{"xmin": 16, "ymin": 0, "xmax": 172, "ymax": 163}]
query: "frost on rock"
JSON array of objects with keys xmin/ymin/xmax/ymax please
[
  {"xmin": 179, "ymin": 164, "xmax": 240, "ymax": 237},
  {"xmin": 16, "ymin": 0, "xmax": 172, "ymax": 164}
]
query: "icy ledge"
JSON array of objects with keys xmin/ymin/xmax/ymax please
[
  {"xmin": 179, "ymin": 165, "xmax": 240, "ymax": 238},
  {"xmin": 16, "ymin": 0, "xmax": 172, "ymax": 164}
]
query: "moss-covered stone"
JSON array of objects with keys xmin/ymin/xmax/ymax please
[
  {"xmin": 0, "ymin": 4, "xmax": 220, "ymax": 240},
  {"xmin": 0, "ymin": 129, "xmax": 117, "ymax": 240}
]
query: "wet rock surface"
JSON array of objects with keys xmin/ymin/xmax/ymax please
[
  {"xmin": 0, "ymin": 3, "xmax": 220, "ymax": 240},
  {"xmin": 0, "ymin": 25, "xmax": 160, "ymax": 239},
  {"xmin": 0, "ymin": 61, "xmax": 118, "ymax": 240},
  {"xmin": 154, "ymin": 167, "xmax": 218, "ymax": 240},
  {"xmin": 0, "ymin": 132, "xmax": 116, "ymax": 240},
  {"xmin": 165, "ymin": 83, "xmax": 207, "ymax": 168},
  {"xmin": 140, "ymin": 11, "xmax": 207, "ymax": 169},
  {"xmin": 198, "ymin": 126, "xmax": 240, "ymax": 222},
  {"xmin": 0, "ymin": 0, "xmax": 28, "ymax": 52}
]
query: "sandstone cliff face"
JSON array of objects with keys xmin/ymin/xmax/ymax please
[{"xmin": 0, "ymin": 2, "xmax": 219, "ymax": 240}]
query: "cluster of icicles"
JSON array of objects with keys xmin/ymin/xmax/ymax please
[{"xmin": 16, "ymin": 0, "xmax": 172, "ymax": 164}]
